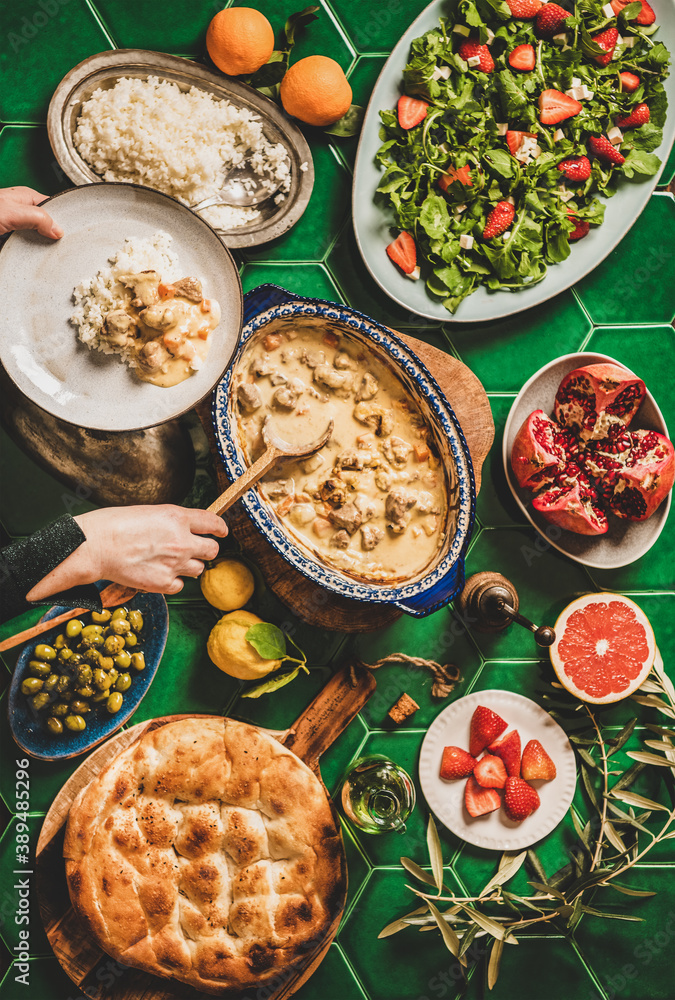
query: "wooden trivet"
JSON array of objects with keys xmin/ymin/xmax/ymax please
[
  {"xmin": 198, "ymin": 332, "xmax": 494, "ymax": 633},
  {"xmin": 36, "ymin": 663, "xmax": 376, "ymax": 1000}
]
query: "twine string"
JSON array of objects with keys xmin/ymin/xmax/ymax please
[{"xmin": 356, "ymin": 653, "xmax": 461, "ymax": 699}]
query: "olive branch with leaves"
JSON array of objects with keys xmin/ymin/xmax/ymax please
[{"xmin": 378, "ymin": 654, "xmax": 675, "ymax": 990}]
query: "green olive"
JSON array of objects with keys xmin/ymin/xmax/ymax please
[
  {"xmin": 111, "ymin": 607, "xmax": 128, "ymax": 620},
  {"xmin": 70, "ymin": 699, "xmax": 90, "ymax": 714},
  {"xmin": 65, "ymin": 715, "xmax": 86, "ymax": 732},
  {"xmin": 114, "ymin": 650, "xmax": 132, "ymax": 670},
  {"xmin": 43, "ymin": 674, "xmax": 59, "ymax": 693},
  {"xmin": 110, "ymin": 618, "xmax": 131, "ymax": 636},
  {"xmin": 114, "ymin": 672, "xmax": 132, "ymax": 692},
  {"xmin": 35, "ymin": 643, "xmax": 57, "ymax": 661},
  {"xmin": 91, "ymin": 690, "xmax": 109, "ymax": 703},
  {"xmin": 68, "ymin": 653, "xmax": 83, "ymax": 667},
  {"xmin": 128, "ymin": 610, "xmax": 144, "ymax": 632},
  {"xmin": 107, "ymin": 667, "xmax": 119, "ymax": 685},
  {"xmin": 56, "ymin": 674, "xmax": 72, "ymax": 694},
  {"xmin": 54, "ymin": 633, "xmax": 67, "ymax": 649},
  {"xmin": 80, "ymin": 634, "xmax": 104, "ymax": 649},
  {"xmin": 58, "ymin": 646, "xmax": 73, "ymax": 662},
  {"xmin": 91, "ymin": 609, "xmax": 112, "ymax": 624},
  {"xmin": 84, "ymin": 648, "xmax": 102, "ymax": 665},
  {"xmin": 75, "ymin": 664, "xmax": 93, "ymax": 685},
  {"xmin": 28, "ymin": 660, "xmax": 51, "ymax": 677},
  {"xmin": 59, "ymin": 690, "xmax": 73, "ymax": 702},
  {"xmin": 130, "ymin": 652, "xmax": 146, "ymax": 672},
  {"xmin": 21, "ymin": 677, "xmax": 44, "ymax": 696},
  {"xmin": 81, "ymin": 624, "xmax": 104, "ymax": 638},
  {"xmin": 76, "ymin": 685, "xmax": 95, "ymax": 699},
  {"xmin": 51, "ymin": 702, "xmax": 70, "ymax": 717},
  {"xmin": 46, "ymin": 717, "xmax": 64, "ymax": 735},
  {"xmin": 66, "ymin": 619, "xmax": 84, "ymax": 638},
  {"xmin": 106, "ymin": 692, "xmax": 124, "ymax": 714},
  {"xmin": 123, "ymin": 631, "xmax": 138, "ymax": 648},
  {"xmin": 31, "ymin": 692, "xmax": 51, "ymax": 711},
  {"xmin": 98, "ymin": 655, "xmax": 114, "ymax": 672},
  {"xmin": 93, "ymin": 668, "xmax": 113, "ymax": 691},
  {"xmin": 104, "ymin": 634, "xmax": 125, "ymax": 655}
]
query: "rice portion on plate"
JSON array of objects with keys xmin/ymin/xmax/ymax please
[
  {"xmin": 70, "ymin": 231, "xmax": 179, "ymax": 358},
  {"xmin": 73, "ymin": 76, "xmax": 291, "ymax": 231}
]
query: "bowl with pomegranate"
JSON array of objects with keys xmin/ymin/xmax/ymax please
[{"xmin": 503, "ymin": 353, "xmax": 673, "ymax": 569}]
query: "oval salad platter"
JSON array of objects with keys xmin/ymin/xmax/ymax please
[{"xmin": 352, "ymin": 0, "xmax": 675, "ymax": 322}]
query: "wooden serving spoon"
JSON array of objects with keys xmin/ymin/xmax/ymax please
[
  {"xmin": 207, "ymin": 415, "xmax": 334, "ymax": 516},
  {"xmin": 0, "ymin": 583, "xmax": 137, "ymax": 653}
]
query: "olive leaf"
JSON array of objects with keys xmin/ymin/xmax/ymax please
[
  {"xmin": 487, "ymin": 937, "xmax": 504, "ymax": 990},
  {"xmin": 401, "ymin": 857, "xmax": 438, "ymax": 888},
  {"xmin": 427, "ymin": 899, "xmax": 465, "ymax": 964},
  {"xmin": 323, "ymin": 104, "xmax": 365, "ymax": 138},
  {"xmin": 609, "ymin": 884, "xmax": 656, "ymax": 898},
  {"xmin": 581, "ymin": 906, "xmax": 644, "ymax": 922},
  {"xmin": 479, "ymin": 851, "xmax": 527, "ymax": 898},
  {"xmin": 611, "ymin": 789, "xmax": 671, "ymax": 812},
  {"xmin": 607, "ymin": 717, "xmax": 637, "ymax": 757},
  {"xmin": 245, "ymin": 623, "xmax": 287, "ymax": 660},
  {"xmin": 458, "ymin": 905, "xmax": 505, "ymax": 940},
  {"xmin": 625, "ymin": 750, "xmax": 675, "ymax": 767},
  {"xmin": 427, "ymin": 814, "xmax": 445, "ymax": 894},
  {"xmin": 378, "ymin": 906, "xmax": 429, "ymax": 938}
]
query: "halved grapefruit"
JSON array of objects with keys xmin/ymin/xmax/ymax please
[{"xmin": 550, "ymin": 594, "xmax": 655, "ymax": 704}]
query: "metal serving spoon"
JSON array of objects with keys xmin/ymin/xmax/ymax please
[
  {"xmin": 208, "ymin": 416, "xmax": 334, "ymax": 516},
  {"xmin": 192, "ymin": 162, "xmax": 285, "ymax": 210}
]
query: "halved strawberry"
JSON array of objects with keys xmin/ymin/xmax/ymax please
[
  {"xmin": 557, "ymin": 155, "xmax": 591, "ymax": 181},
  {"xmin": 458, "ymin": 39, "xmax": 495, "ymax": 73},
  {"xmin": 534, "ymin": 3, "xmax": 569, "ymax": 38},
  {"xmin": 539, "ymin": 89, "xmax": 582, "ymax": 125},
  {"xmin": 610, "ymin": 0, "xmax": 655, "ymax": 25},
  {"xmin": 469, "ymin": 705, "xmax": 508, "ymax": 756},
  {"xmin": 504, "ymin": 777, "xmax": 540, "ymax": 821},
  {"xmin": 506, "ymin": 130, "xmax": 535, "ymax": 157},
  {"xmin": 588, "ymin": 134, "xmax": 626, "ymax": 165},
  {"xmin": 488, "ymin": 730, "xmax": 521, "ymax": 777},
  {"xmin": 616, "ymin": 103, "xmax": 650, "ymax": 127},
  {"xmin": 397, "ymin": 95, "xmax": 428, "ymax": 130},
  {"xmin": 509, "ymin": 44, "xmax": 536, "ymax": 71},
  {"xmin": 619, "ymin": 71, "xmax": 640, "ymax": 92},
  {"xmin": 521, "ymin": 739, "xmax": 557, "ymax": 781},
  {"xmin": 483, "ymin": 201, "xmax": 516, "ymax": 240},
  {"xmin": 505, "ymin": 0, "xmax": 543, "ymax": 16},
  {"xmin": 473, "ymin": 754, "xmax": 507, "ymax": 789},
  {"xmin": 567, "ymin": 213, "xmax": 590, "ymax": 241},
  {"xmin": 440, "ymin": 745, "xmax": 476, "ymax": 780},
  {"xmin": 386, "ymin": 231, "xmax": 417, "ymax": 274},
  {"xmin": 592, "ymin": 27, "xmax": 619, "ymax": 67},
  {"xmin": 438, "ymin": 163, "xmax": 473, "ymax": 191},
  {"xmin": 465, "ymin": 775, "xmax": 501, "ymax": 818}
]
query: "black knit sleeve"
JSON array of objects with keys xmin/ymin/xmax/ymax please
[{"xmin": 0, "ymin": 515, "xmax": 102, "ymax": 624}]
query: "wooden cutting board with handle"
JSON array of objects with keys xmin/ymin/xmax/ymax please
[{"xmin": 36, "ymin": 662, "xmax": 376, "ymax": 1000}]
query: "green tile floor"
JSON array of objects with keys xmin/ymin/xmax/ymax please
[{"xmin": 0, "ymin": 1, "xmax": 674, "ymax": 998}]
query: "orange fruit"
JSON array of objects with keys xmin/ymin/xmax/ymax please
[
  {"xmin": 280, "ymin": 56, "xmax": 352, "ymax": 127},
  {"xmin": 206, "ymin": 7, "xmax": 274, "ymax": 76},
  {"xmin": 549, "ymin": 593, "xmax": 655, "ymax": 704}
]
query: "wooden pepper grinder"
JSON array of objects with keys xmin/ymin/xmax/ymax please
[{"xmin": 456, "ymin": 572, "xmax": 556, "ymax": 647}]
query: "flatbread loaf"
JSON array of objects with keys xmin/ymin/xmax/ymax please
[{"xmin": 64, "ymin": 717, "xmax": 346, "ymax": 994}]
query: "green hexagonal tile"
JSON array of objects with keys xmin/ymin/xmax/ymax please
[
  {"xmin": 0, "ymin": 816, "xmax": 50, "ymax": 957},
  {"xmin": 336, "ymin": 55, "xmax": 387, "ymax": 172},
  {"xmin": 294, "ymin": 942, "xmax": 367, "ymax": 1000},
  {"xmin": 659, "ymin": 143, "xmax": 675, "ymax": 187},
  {"xmin": 232, "ymin": 0, "xmax": 354, "ymax": 70},
  {"xmin": 0, "ymin": 2, "xmax": 112, "ymax": 124},
  {"xmin": 0, "ymin": 956, "xmax": 81, "ymax": 1000},
  {"xmin": 463, "ymin": 528, "xmax": 594, "ymax": 660},
  {"xmin": 355, "ymin": 609, "xmax": 483, "ymax": 730},
  {"xmin": 338, "ymin": 867, "xmax": 467, "ymax": 1000},
  {"xmin": 463, "ymin": 936, "xmax": 600, "ymax": 1000},
  {"xmin": 476, "ymin": 395, "xmax": 528, "ymax": 530},
  {"xmin": 0, "ymin": 126, "xmax": 65, "ymax": 194},
  {"xmin": 91, "ymin": 0, "xmax": 215, "ymax": 54},
  {"xmin": 241, "ymin": 261, "xmax": 342, "ymax": 300},
  {"xmin": 339, "ymin": 819, "xmax": 372, "ymax": 922},
  {"xmin": 323, "ymin": 713, "xmax": 369, "ymax": 797},
  {"xmin": 244, "ymin": 144, "xmax": 351, "ymax": 263},
  {"xmin": 330, "ymin": 0, "xmax": 429, "ymax": 55},
  {"xmin": 588, "ymin": 510, "xmax": 675, "ymax": 594},
  {"xmin": 443, "ymin": 291, "xmax": 592, "ymax": 394},
  {"xmin": 574, "ymin": 194, "xmax": 675, "ymax": 325},
  {"xmin": 573, "ymin": 866, "xmax": 675, "ymax": 1000}
]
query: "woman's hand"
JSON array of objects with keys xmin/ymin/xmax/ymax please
[
  {"xmin": 0, "ymin": 186, "xmax": 63, "ymax": 239},
  {"xmin": 26, "ymin": 505, "xmax": 228, "ymax": 601}
]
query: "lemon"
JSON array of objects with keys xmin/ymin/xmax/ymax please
[
  {"xmin": 200, "ymin": 558, "xmax": 255, "ymax": 611},
  {"xmin": 207, "ymin": 610, "xmax": 282, "ymax": 680}
]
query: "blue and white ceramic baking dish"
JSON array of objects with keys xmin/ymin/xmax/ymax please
[{"xmin": 211, "ymin": 284, "xmax": 476, "ymax": 617}]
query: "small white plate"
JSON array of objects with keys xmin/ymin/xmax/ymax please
[
  {"xmin": 502, "ymin": 352, "xmax": 672, "ymax": 569},
  {"xmin": 0, "ymin": 183, "xmax": 243, "ymax": 432},
  {"xmin": 419, "ymin": 689, "xmax": 576, "ymax": 851}
]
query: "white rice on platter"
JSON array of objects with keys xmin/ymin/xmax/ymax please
[
  {"xmin": 70, "ymin": 230, "xmax": 179, "ymax": 364},
  {"xmin": 73, "ymin": 76, "xmax": 292, "ymax": 231}
]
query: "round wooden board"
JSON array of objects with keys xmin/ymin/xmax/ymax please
[
  {"xmin": 199, "ymin": 332, "xmax": 494, "ymax": 633},
  {"xmin": 36, "ymin": 666, "xmax": 376, "ymax": 1000}
]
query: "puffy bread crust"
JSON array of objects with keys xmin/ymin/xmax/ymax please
[{"xmin": 64, "ymin": 718, "xmax": 345, "ymax": 994}]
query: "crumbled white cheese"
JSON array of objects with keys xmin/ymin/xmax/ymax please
[
  {"xmin": 505, "ymin": 195, "xmax": 515, "ymax": 205},
  {"xmin": 300, "ymin": 162, "xmax": 308, "ymax": 172},
  {"xmin": 453, "ymin": 23, "xmax": 470, "ymax": 36},
  {"xmin": 608, "ymin": 126, "xmax": 624, "ymax": 144},
  {"xmin": 486, "ymin": 28, "xmax": 495, "ymax": 44},
  {"xmin": 406, "ymin": 266, "xmax": 421, "ymax": 281},
  {"xmin": 558, "ymin": 185, "xmax": 575, "ymax": 203},
  {"xmin": 565, "ymin": 88, "xmax": 578, "ymax": 99},
  {"xmin": 602, "ymin": 2, "xmax": 615, "ymax": 16},
  {"xmin": 622, "ymin": 35, "xmax": 636, "ymax": 47},
  {"xmin": 572, "ymin": 76, "xmax": 582, "ymax": 87},
  {"xmin": 553, "ymin": 32, "xmax": 568, "ymax": 45},
  {"xmin": 454, "ymin": 203, "xmax": 467, "ymax": 214},
  {"xmin": 432, "ymin": 65, "xmax": 451, "ymax": 80},
  {"xmin": 459, "ymin": 234, "xmax": 474, "ymax": 250},
  {"xmin": 579, "ymin": 85, "xmax": 594, "ymax": 100},
  {"xmin": 553, "ymin": 128, "xmax": 565, "ymax": 141},
  {"xmin": 496, "ymin": 122, "xmax": 509, "ymax": 135},
  {"xmin": 467, "ymin": 55, "xmax": 481, "ymax": 68},
  {"xmin": 503, "ymin": 231, "xmax": 512, "ymax": 242}
]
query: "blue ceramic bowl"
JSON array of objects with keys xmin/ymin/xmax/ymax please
[
  {"xmin": 8, "ymin": 583, "xmax": 168, "ymax": 761},
  {"xmin": 211, "ymin": 284, "xmax": 476, "ymax": 617}
]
